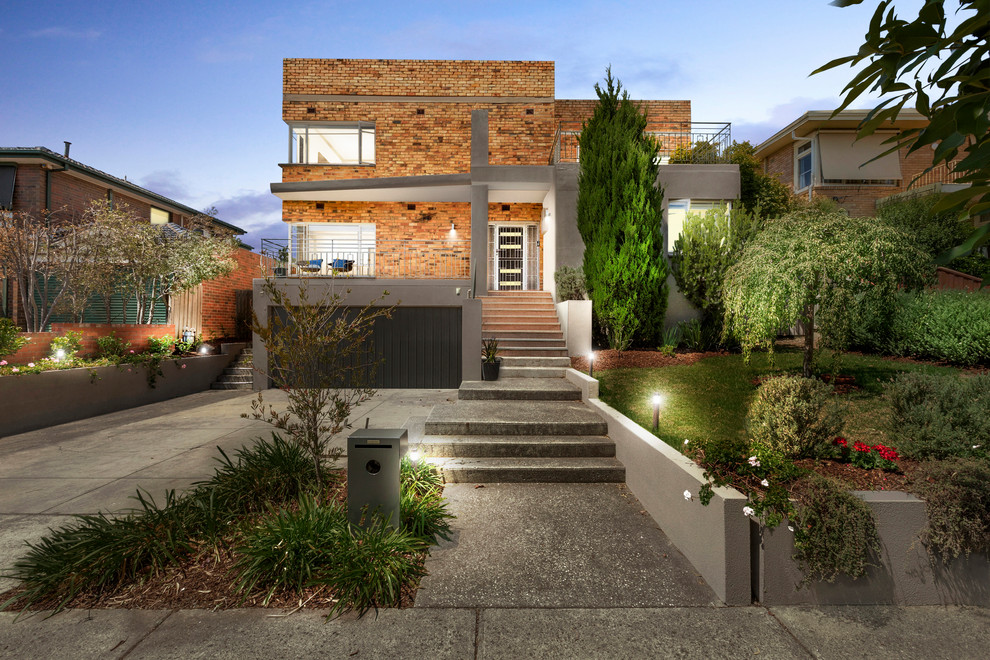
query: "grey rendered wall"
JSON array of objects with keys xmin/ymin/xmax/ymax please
[
  {"xmin": 758, "ymin": 491, "xmax": 990, "ymax": 606},
  {"xmin": 252, "ymin": 278, "xmax": 481, "ymax": 390},
  {"xmin": 0, "ymin": 349, "xmax": 241, "ymax": 438},
  {"xmin": 552, "ymin": 164, "xmax": 584, "ymax": 275}
]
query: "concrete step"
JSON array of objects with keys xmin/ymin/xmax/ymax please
[
  {"xmin": 485, "ymin": 290, "xmax": 553, "ymax": 297},
  {"xmin": 498, "ymin": 348, "xmax": 569, "ymax": 358},
  {"xmin": 430, "ymin": 457, "xmax": 625, "ymax": 483},
  {"xmin": 216, "ymin": 374, "xmax": 252, "ymax": 384},
  {"xmin": 486, "ymin": 330, "xmax": 564, "ymax": 340},
  {"xmin": 418, "ymin": 434, "xmax": 615, "ymax": 458},
  {"xmin": 499, "ymin": 366, "xmax": 567, "ymax": 378},
  {"xmin": 458, "ymin": 378, "xmax": 579, "ymax": 400},
  {"xmin": 210, "ymin": 382, "xmax": 253, "ymax": 390},
  {"xmin": 425, "ymin": 400, "xmax": 608, "ymax": 436},
  {"xmin": 224, "ymin": 366, "xmax": 253, "ymax": 376},
  {"xmin": 500, "ymin": 356, "xmax": 571, "ymax": 367},
  {"xmin": 483, "ymin": 322, "xmax": 562, "ymax": 332}
]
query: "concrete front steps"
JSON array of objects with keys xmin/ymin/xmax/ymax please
[
  {"xmin": 211, "ymin": 347, "xmax": 253, "ymax": 390},
  {"xmin": 423, "ymin": 359, "xmax": 624, "ymax": 483},
  {"xmin": 482, "ymin": 291, "xmax": 568, "ymax": 358}
]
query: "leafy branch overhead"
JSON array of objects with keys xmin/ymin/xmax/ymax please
[{"xmin": 815, "ymin": 0, "xmax": 990, "ymax": 262}]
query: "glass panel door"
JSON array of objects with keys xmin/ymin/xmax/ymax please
[{"xmin": 489, "ymin": 224, "xmax": 539, "ymax": 291}]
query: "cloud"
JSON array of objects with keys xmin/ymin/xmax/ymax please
[
  {"xmin": 28, "ymin": 27, "xmax": 101, "ymax": 39},
  {"xmin": 139, "ymin": 171, "xmax": 191, "ymax": 203},
  {"xmin": 731, "ymin": 96, "xmax": 842, "ymax": 146},
  {"xmin": 210, "ymin": 191, "xmax": 282, "ymax": 250}
]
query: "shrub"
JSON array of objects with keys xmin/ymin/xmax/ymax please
[
  {"xmin": 792, "ymin": 474, "xmax": 882, "ymax": 584},
  {"xmin": 888, "ymin": 290, "xmax": 990, "ymax": 365},
  {"xmin": 670, "ymin": 205, "xmax": 762, "ymax": 343},
  {"xmin": 146, "ymin": 335, "xmax": 174, "ymax": 355},
  {"xmin": 876, "ymin": 193, "xmax": 972, "ymax": 260},
  {"xmin": 883, "ymin": 372, "xmax": 990, "ymax": 460},
  {"xmin": 49, "ymin": 331, "xmax": 83, "ymax": 360},
  {"xmin": 913, "ymin": 458, "xmax": 990, "ymax": 561},
  {"xmin": 96, "ymin": 332, "xmax": 131, "ymax": 359},
  {"xmin": 554, "ymin": 266, "xmax": 586, "ymax": 301},
  {"xmin": 0, "ymin": 318, "xmax": 28, "ymax": 358},
  {"xmin": 232, "ymin": 494, "xmax": 348, "ymax": 605},
  {"xmin": 747, "ymin": 375, "xmax": 846, "ymax": 459}
]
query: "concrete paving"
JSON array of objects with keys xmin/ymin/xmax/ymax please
[{"xmin": 1, "ymin": 387, "xmax": 989, "ymax": 659}]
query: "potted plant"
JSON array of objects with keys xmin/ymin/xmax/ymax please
[
  {"xmin": 274, "ymin": 246, "xmax": 289, "ymax": 277},
  {"xmin": 482, "ymin": 337, "xmax": 501, "ymax": 381}
]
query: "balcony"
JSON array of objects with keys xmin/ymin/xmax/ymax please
[
  {"xmin": 260, "ymin": 237, "xmax": 471, "ymax": 280},
  {"xmin": 549, "ymin": 121, "xmax": 732, "ymax": 165}
]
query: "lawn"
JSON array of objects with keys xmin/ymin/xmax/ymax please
[{"xmin": 596, "ymin": 347, "xmax": 967, "ymax": 452}]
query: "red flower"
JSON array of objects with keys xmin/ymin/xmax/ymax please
[
  {"xmin": 834, "ymin": 437, "xmax": 848, "ymax": 447},
  {"xmin": 853, "ymin": 441, "xmax": 871, "ymax": 453},
  {"xmin": 873, "ymin": 444, "xmax": 900, "ymax": 461}
]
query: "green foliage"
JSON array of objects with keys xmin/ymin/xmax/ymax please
[
  {"xmin": 913, "ymin": 458, "xmax": 990, "ymax": 561},
  {"xmin": 232, "ymin": 494, "xmax": 348, "ymax": 606},
  {"xmin": 747, "ymin": 376, "xmax": 846, "ymax": 459},
  {"xmin": 671, "ymin": 204, "xmax": 763, "ymax": 341},
  {"xmin": 816, "ymin": 0, "xmax": 990, "ymax": 265},
  {"xmin": 0, "ymin": 318, "xmax": 28, "ymax": 357},
  {"xmin": 677, "ymin": 318, "xmax": 704, "ymax": 352},
  {"xmin": 554, "ymin": 266, "xmax": 586, "ymax": 301},
  {"xmin": 194, "ymin": 433, "xmax": 321, "ymax": 516},
  {"xmin": 876, "ymin": 193, "xmax": 974, "ymax": 260},
  {"xmin": 884, "ymin": 371, "xmax": 990, "ymax": 460},
  {"xmin": 49, "ymin": 331, "xmax": 83, "ymax": 360},
  {"xmin": 889, "ymin": 290, "xmax": 990, "ymax": 365},
  {"xmin": 723, "ymin": 207, "xmax": 933, "ymax": 376},
  {"xmin": 792, "ymin": 474, "xmax": 882, "ymax": 584},
  {"xmin": 95, "ymin": 332, "xmax": 131, "ymax": 359},
  {"xmin": 175, "ymin": 333, "xmax": 203, "ymax": 354},
  {"xmin": 577, "ymin": 68, "xmax": 667, "ymax": 349},
  {"xmin": 245, "ymin": 280, "xmax": 395, "ymax": 487},
  {"xmin": 2, "ymin": 489, "xmax": 197, "ymax": 613},
  {"xmin": 145, "ymin": 335, "xmax": 174, "ymax": 355},
  {"xmin": 400, "ymin": 456, "xmax": 444, "ymax": 497},
  {"xmin": 660, "ymin": 326, "xmax": 681, "ymax": 350},
  {"xmin": 482, "ymin": 337, "xmax": 500, "ymax": 363},
  {"xmin": 724, "ymin": 141, "xmax": 792, "ymax": 219}
]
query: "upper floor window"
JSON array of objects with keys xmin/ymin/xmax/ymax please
[
  {"xmin": 666, "ymin": 199, "xmax": 729, "ymax": 254},
  {"xmin": 795, "ymin": 141, "xmax": 813, "ymax": 190},
  {"xmin": 150, "ymin": 207, "xmax": 169, "ymax": 225},
  {"xmin": 288, "ymin": 122, "xmax": 375, "ymax": 165}
]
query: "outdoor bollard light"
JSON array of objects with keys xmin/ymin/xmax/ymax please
[
  {"xmin": 55, "ymin": 349, "xmax": 66, "ymax": 361},
  {"xmin": 652, "ymin": 393, "xmax": 662, "ymax": 431},
  {"xmin": 588, "ymin": 351, "xmax": 595, "ymax": 378}
]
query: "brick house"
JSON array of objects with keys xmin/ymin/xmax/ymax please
[
  {"xmin": 255, "ymin": 59, "xmax": 740, "ymax": 388},
  {"xmin": 754, "ymin": 109, "xmax": 969, "ymax": 217},
  {"xmin": 0, "ymin": 146, "xmax": 253, "ymax": 339}
]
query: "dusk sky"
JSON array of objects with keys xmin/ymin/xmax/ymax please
[{"xmin": 1, "ymin": 0, "xmax": 925, "ymax": 249}]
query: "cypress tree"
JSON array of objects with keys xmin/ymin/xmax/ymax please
[{"xmin": 576, "ymin": 69, "xmax": 667, "ymax": 349}]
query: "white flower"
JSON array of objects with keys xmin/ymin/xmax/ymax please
[
  {"xmin": 787, "ymin": 525, "xmax": 795, "ymax": 532},
  {"xmin": 974, "ymin": 445, "xmax": 982, "ymax": 450},
  {"xmin": 683, "ymin": 439, "xmax": 689, "ymax": 445},
  {"xmin": 27, "ymin": 362, "xmax": 35, "ymax": 368},
  {"xmin": 743, "ymin": 506, "xmax": 755, "ymax": 517},
  {"xmin": 683, "ymin": 490, "xmax": 693, "ymax": 501},
  {"xmin": 761, "ymin": 479, "xmax": 769, "ymax": 487},
  {"xmin": 747, "ymin": 456, "xmax": 761, "ymax": 467}
]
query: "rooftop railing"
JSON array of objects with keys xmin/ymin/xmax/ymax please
[
  {"xmin": 549, "ymin": 121, "xmax": 732, "ymax": 165},
  {"xmin": 260, "ymin": 237, "xmax": 470, "ymax": 279}
]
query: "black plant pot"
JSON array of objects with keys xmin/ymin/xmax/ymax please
[{"xmin": 482, "ymin": 359, "xmax": 501, "ymax": 381}]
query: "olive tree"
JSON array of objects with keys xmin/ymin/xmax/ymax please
[{"xmin": 722, "ymin": 205, "xmax": 932, "ymax": 377}]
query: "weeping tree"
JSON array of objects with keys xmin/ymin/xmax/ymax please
[
  {"xmin": 576, "ymin": 68, "xmax": 667, "ymax": 350},
  {"xmin": 722, "ymin": 205, "xmax": 933, "ymax": 377}
]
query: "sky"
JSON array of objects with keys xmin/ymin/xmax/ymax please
[{"xmin": 0, "ymin": 0, "xmax": 928, "ymax": 250}]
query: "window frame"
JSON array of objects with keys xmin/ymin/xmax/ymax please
[
  {"xmin": 795, "ymin": 140, "xmax": 813, "ymax": 191},
  {"xmin": 666, "ymin": 199, "xmax": 731, "ymax": 255},
  {"xmin": 287, "ymin": 121, "xmax": 376, "ymax": 166}
]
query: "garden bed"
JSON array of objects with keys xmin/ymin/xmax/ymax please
[
  {"xmin": 583, "ymin": 348, "xmax": 989, "ymax": 606},
  {"xmin": 0, "ymin": 343, "xmax": 246, "ymax": 437}
]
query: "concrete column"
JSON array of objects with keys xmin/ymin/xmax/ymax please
[
  {"xmin": 471, "ymin": 109, "xmax": 489, "ymax": 168},
  {"xmin": 470, "ymin": 184, "xmax": 489, "ymax": 296},
  {"xmin": 251, "ymin": 278, "xmax": 270, "ymax": 391}
]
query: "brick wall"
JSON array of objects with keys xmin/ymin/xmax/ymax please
[
  {"xmin": 200, "ymin": 247, "xmax": 265, "ymax": 339},
  {"xmin": 554, "ymin": 99, "xmax": 691, "ymax": 131},
  {"xmin": 4, "ymin": 324, "xmax": 176, "ymax": 364},
  {"xmin": 764, "ymin": 146, "xmax": 793, "ymax": 189}
]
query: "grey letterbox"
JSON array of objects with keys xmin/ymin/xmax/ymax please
[{"xmin": 347, "ymin": 428, "xmax": 407, "ymax": 529}]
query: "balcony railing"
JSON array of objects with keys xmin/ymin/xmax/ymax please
[
  {"xmin": 549, "ymin": 121, "xmax": 732, "ymax": 165},
  {"xmin": 260, "ymin": 237, "xmax": 470, "ymax": 279}
]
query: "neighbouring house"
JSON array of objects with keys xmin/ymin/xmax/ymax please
[
  {"xmin": 0, "ymin": 146, "xmax": 256, "ymax": 340},
  {"xmin": 255, "ymin": 58, "xmax": 740, "ymax": 388},
  {"xmin": 754, "ymin": 109, "xmax": 970, "ymax": 216}
]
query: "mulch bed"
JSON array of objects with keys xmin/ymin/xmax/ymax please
[
  {"xmin": 572, "ymin": 349, "xmax": 725, "ymax": 371},
  {"xmin": 0, "ymin": 470, "xmax": 424, "ymax": 613}
]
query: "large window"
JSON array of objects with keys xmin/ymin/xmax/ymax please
[
  {"xmin": 795, "ymin": 141, "xmax": 813, "ymax": 190},
  {"xmin": 288, "ymin": 122, "xmax": 375, "ymax": 165},
  {"xmin": 666, "ymin": 199, "xmax": 728, "ymax": 254}
]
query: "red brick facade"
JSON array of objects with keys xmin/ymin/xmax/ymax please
[
  {"xmin": 4, "ymin": 324, "xmax": 176, "ymax": 364},
  {"xmin": 200, "ymin": 247, "xmax": 264, "ymax": 339}
]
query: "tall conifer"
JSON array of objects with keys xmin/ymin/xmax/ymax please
[{"xmin": 576, "ymin": 69, "xmax": 667, "ymax": 349}]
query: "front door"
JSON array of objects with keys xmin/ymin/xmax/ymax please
[{"xmin": 489, "ymin": 224, "xmax": 539, "ymax": 291}]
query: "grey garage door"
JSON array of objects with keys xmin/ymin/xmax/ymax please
[{"xmin": 271, "ymin": 306, "xmax": 462, "ymax": 389}]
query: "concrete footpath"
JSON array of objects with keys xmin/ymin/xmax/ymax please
[{"xmin": 2, "ymin": 389, "xmax": 989, "ymax": 659}]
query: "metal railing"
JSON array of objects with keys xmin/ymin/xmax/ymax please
[
  {"xmin": 549, "ymin": 122, "xmax": 732, "ymax": 165},
  {"xmin": 260, "ymin": 237, "xmax": 470, "ymax": 279}
]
